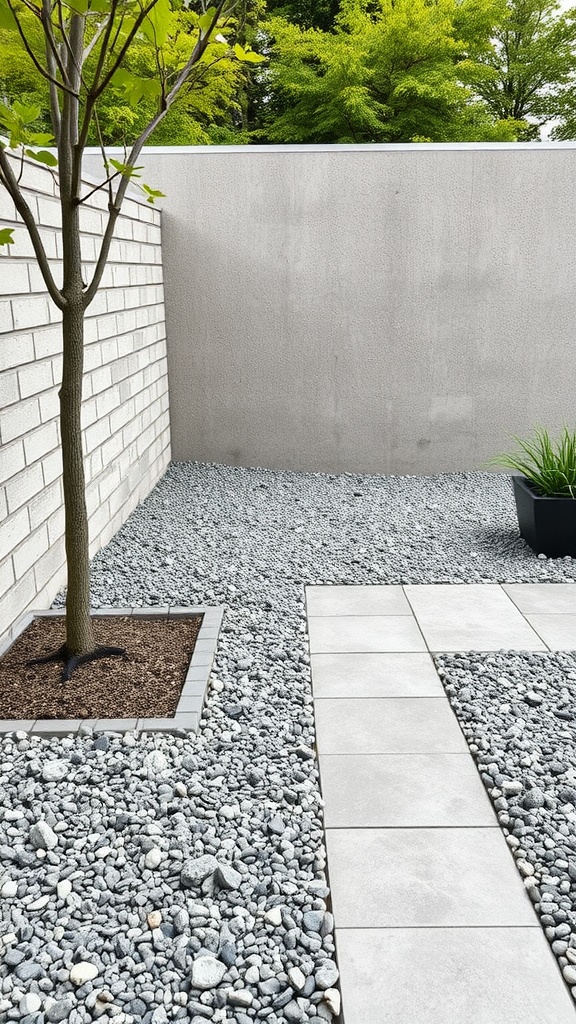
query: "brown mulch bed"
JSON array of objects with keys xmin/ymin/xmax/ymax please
[{"xmin": 0, "ymin": 615, "xmax": 202, "ymax": 720}]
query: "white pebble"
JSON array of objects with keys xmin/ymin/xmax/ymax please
[
  {"xmin": 145, "ymin": 848, "xmax": 163, "ymax": 870},
  {"xmin": 70, "ymin": 961, "xmax": 99, "ymax": 985}
]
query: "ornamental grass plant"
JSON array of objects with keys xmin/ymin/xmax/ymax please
[{"xmin": 487, "ymin": 426, "xmax": 576, "ymax": 498}]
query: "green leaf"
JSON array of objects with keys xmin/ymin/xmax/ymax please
[
  {"xmin": 141, "ymin": 0, "xmax": 172, "ymax": 47},
  {"xmin": 0, "ymin": 101, "xmax": 21, "ymax": 133},
  {"xmin": 111, "ymin": 68, "xmax": 162, "ymax": 105},
  {"xmin": 198, "ymin": 7, "xmax": 217, "ymax": 34},
  {"xmin": 0, "ymin": 227, "xmax": 14, "ymax": 246},
  {"xmin": 241, "ymin": 49, "xmax": 266, "ymax": 64},
  {"xmin": 13, "ymin": 101, "xmax": 41, "ymax": 125},
  {"xmin": 28, "ymin": 132, "xmax": 56, "ymax": 147},
  {"xmin": 0, "ymin": 100, "xmax": 48, "ymax": 150},
  {"xmin": 107, "ymin": 157, "xmax": 144, "ymax": 179},
  {"xmin": 233, "ymin": 43, "xmax": 266, "ymax": 64},
  {"xmin": 25, "ymin": 148, "xmax": 58, "ymax": 167},
  {"xmin": 140, "ymin": 182, "xmax": 166, "ymax": 203}
]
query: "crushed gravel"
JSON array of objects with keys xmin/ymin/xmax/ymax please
[
  {"xmin": 436, "ymin": 649, "xmax": 576, "ymax": 1001},
  {"xmin": 2, "ymin": 462, "xmax": 576, "ymax": 1024}
]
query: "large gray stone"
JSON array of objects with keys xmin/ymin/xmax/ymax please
[
  {"xmin": 29, "ymin": 821, "xmax": 58, "ymax": 851},
  {"xmin": 216, "ymin": 862, "xmax": 242, "ymax": 891},
  {"xmin": 190, "ymin": 957, "xmax": 226, "ymax": 990},
  {"xmin": 181, "ymin": 855, "xmax": 218, "ymax": 888}
]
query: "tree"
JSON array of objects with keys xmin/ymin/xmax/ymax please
[
  {"xmin": 253, "ymin": 0, "xmax": 519, "ymax": 144},
  {"xmin": 0, "ymin": 2, "xmax": 256, "ymax": 145},
  {"xmin": 0, "ymin": 0, "xmax": 263, "ymax": 678},
  {"xmin": 467, "ymin": 0, "xmax": 576, "ymax": 140}
]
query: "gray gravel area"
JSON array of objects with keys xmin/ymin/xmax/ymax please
[
  {"xmin": 2, "ymin": 461, "xmax": 576, "ymax": 1023},
  {"xmin": 436, "ymin": 649, "xmax": 576, "ymax": 1001}
]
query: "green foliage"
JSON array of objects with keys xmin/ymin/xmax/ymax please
[
  {"xmin": 0, "ymin": 5, "xmax": 52, "ymax": 137},
  {"xmin": 0, "ymin": 1, "xmax": 268, "ymax": 247},
  {"xmin": 0, "ymin": 1, "xmax": 264, "ymax": 154},
  {"xmin": 254, "ymin": 0, "xmax": 518, "ymax": 143},
  {"xmin": 2, "ymin": 0, "xmax": 575, "ymax": 151},
  {"xmin": 486, "ymin": 427, "xmax": 576, "ymax": 498},
  {"xmin": 0, "ymin": 98, "xmax": 58, "ymax": 168},
  {"xmin": 467, "ymin": 0, "xmax": 576, "ymax": 139}
]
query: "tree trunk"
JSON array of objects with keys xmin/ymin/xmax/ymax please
[{"xmin": 60, "ymin": 299, "xmax": 95, "ymax": 656}]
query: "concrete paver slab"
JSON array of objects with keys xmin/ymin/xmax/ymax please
[
  {"xmin": 404, "ymin": 583, "xmax": 547, "ymax": 651},
  {"xmin": 311, "ymin": 652, "xmax": 444, "ymax": 698},
  {"xmin": 307, "ymin": 615, "xmax": 427, "ymax": 654},
  {"xmin": 320, "ymin": 753, "xmax": 496, "ymax": 827},
  {"xmin": 307, "ymin": 584, "xmax": 573, "ymax": 1022},
  {"xmin": 325, "ymin": 827, "xmax": 537, "ymax": 927},
  {"xmin": 314, "ymin": 698, "xmax": 467, "ymax": 755},
  {"xmin": 503, "ymin": 583, "xmax": 576, "ymax": 614},
  {"xmin": 335, "ymin": 928, "xmax": 576, "ymax": 1024},
  {"xmin": 305, "ymin": 585, "xmax": 412, "ymax": 616},
  {"xmin": 524, "ymin": 614, "xmax": 576, "ymax": 650}
]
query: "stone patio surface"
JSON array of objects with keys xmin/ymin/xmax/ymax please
[{"xmin": 307, "ymin": 583, "xmax": 576, "ymax": 1024}]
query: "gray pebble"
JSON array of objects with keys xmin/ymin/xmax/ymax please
[{"xmin": 181, "ymin": 856, "xmax": 218, "ymax": 888}]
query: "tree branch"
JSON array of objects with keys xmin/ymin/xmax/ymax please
[
  {"xmin": 85, "ymin": 0, "xmax": 230, "ymax": 307},
  {"xmin": 43, "ymin": 0, "xmax": 74, "ymax": 87},
  {"xmin": 77, "ymin": 0, "xmax": 120, "ymax": 154},
  {"xmin": 82, "ymin": 180, "xmax": 127, "ymax": 308},
  {"xmin": 92, "ymin": 0, "xmax": 163, "ymax": 100},
  {"xmin": 94, "ymin": 106, "xmax": 115, "ymax": 208},
  {"xmin": 0, "ymin": 148, "xmax": 64, "ymax": 309},
  {"xmin": 78, "ymin": 169, "xmax": 121, "ymax": 206},
  {"xmin": 6, "ymin": 0, "xmax": 79, "ymax": 98},
  {"xmin": 42, "ymin": 0, "xmax": 62, "ymax": 143},
  {"xmin": 82, "ymin": 15, "xmax": 108, "ymax": 63},
  {"xmin": 67, "ymin": 15, "xmax": 85, "ymax": 201}
]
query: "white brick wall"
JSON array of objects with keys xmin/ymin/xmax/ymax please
[{"xmin": 0, "ymin": 155, "xmax": 170, "ymax": 649}]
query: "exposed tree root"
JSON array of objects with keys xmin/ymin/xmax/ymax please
[{"xmin": 27, "ymin": 644, "xmax": 125, "ymax": 682}]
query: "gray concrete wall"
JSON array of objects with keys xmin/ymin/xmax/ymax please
[{"xmin": 87, "ymin": 144, "xmax": 576, "ymax": 474}]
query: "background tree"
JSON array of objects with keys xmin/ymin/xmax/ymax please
[
  {"xmin": 252, "ymin": 0, "xmax": 520, "ymax": 144},
  {"xmin": 467, "ymin": 0, "xmax": 576, "ymax": 140},
  {"xmin": 0, "ymin": 0, "xmax": 263, "ymax": 677}
]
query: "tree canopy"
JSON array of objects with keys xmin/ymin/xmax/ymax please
[
  {"xmin": 0, "ymin": 1, "xmax": 256, "ymax": 146},
  {"xmin": 466, "ymin": 0, "xmax": 576, "ymax": 140},
  {"xmin": 252, "ymin": 0, "xmax": 521, "ymax": 143},
  {"xmin": 2, "ymin": 0, "xmax": 576, "ymax": 145}
]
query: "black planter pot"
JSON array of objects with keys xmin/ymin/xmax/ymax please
[{"xmin": 512, "ymin": 475, "xmax": 576, "ymax": 557}]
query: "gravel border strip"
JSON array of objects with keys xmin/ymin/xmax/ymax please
[
  {"xmin": 0, "ymin": 606, "xmax": 223, "ymax": 737},
  {"xmin": 435, "ymin": 649, "xmax": 576, "ymax": 1007}
]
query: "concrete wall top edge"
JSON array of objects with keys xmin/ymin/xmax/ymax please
[{"xmin": 84, "ymin": 141, "xmax": 576, "ymax": 154}]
